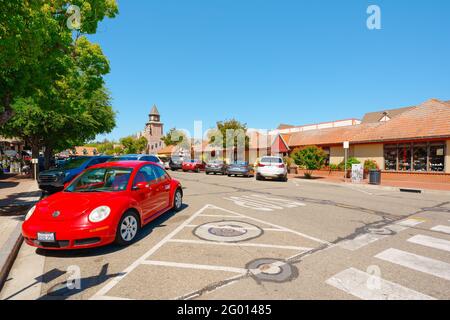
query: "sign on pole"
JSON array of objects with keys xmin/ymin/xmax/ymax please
[{"xmin": 343, "ymin": 141, "xmax": 350, "ymax": 149}]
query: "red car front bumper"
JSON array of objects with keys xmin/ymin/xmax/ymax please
[{"xmin": 22, "ymin": 219, "xmax": 116, "ymax": 250}]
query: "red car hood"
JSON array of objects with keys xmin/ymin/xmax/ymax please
[{"xmin": 35, "ymin": 192, "xmax": 120, "ymax": 222}]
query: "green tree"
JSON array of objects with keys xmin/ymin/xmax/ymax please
[
  {"xmin": 119, "ymin": 136, "xmax": 148, "ymax": 155},
  {"xmin": 0, "ymin": 0, "xmax": 118, "ymax": 125},
  {"xmin": 292, "ymin": 146, "xmax": 327, "ymax": 178},
  {"xmin": 209, "ymin": 119, "xmax": 249, "ymax": 149},
  {"xmin": 161, "ymin": 128, "xmax": 188, "ymax": 146}
]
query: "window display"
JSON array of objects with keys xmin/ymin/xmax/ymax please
[
  {"xmin": 384, "ymin": 145, "xmax": 397, "ymax": 171},
  {"xmin": 429, "ymin": 143, "xmax": 445, "ymax": 172},
  {"xmin": 384, "ymin": 142, "xmax": 446, "ymax": 173},
  {"xmin": 398, "ymin": 144, "xmax": 411, "ymax": 171},
  {"xmin": 413, "ymin": 144, "xmax": 427, "ymax": 171}
]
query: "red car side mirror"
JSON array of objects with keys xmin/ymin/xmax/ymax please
[{"xmin": 133, "ymin": 182, "xmax": 149, "ymax": 190}]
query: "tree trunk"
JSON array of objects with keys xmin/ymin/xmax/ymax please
[
  {"xmin": 44, "ymin": 147, "xmax": 53, "ymax": 170},
  {"xmin": 0, "ymin": 93, "xmax": 14, "ymax": 126}
]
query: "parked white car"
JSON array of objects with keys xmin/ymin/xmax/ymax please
[{"xmin": 256, "ymin": 156, "xmax": 288, "ymax": 182}]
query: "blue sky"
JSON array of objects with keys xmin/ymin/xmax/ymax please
[{"xmin": 90, "ymin": 0, "xmax": 450, "ymax": 141}]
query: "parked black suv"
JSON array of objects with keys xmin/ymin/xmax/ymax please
[{"xmin": 38, "ymin": 156, "xmax": 111, "ymax": 193}]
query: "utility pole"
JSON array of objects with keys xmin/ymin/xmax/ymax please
[{"xmin": 343, "ymin": 141, "xmax": 349, "ymax": 183}]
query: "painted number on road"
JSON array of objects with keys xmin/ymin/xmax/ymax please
[{"xmin": 224, "ymin": 194, "xmax": 305, "ymax": 212}]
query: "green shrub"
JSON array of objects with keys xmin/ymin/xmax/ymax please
[
  {"xmin": 329, "ymin": 163, "xmax": 339, "ymax": 170},
  {"xmin": 338, "ymin": 157, "xmax": 361, "ymax": 170},
  {"xmin": 292, "ymin": 146, "xmax": 327, "ymax": 178}
]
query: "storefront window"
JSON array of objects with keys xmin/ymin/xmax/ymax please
[
  {"xmin": 429, "ymin": 143, "xmax": 445, "ymax": 172},
  {"xmin": 384, "ymin": 142, "xmax": 446, "ymax": 172},
  {"xmin": 413, "ymin": 144, "xmax": 427, "ymax": 172},
  {"xmin": 398, "ymin": 144, "xmax": 411, "ymax": 171},
  {"xmin": 384, "ymin": 145, "xmax": 397, "ymax": 171}
]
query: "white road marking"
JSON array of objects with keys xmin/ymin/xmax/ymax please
[
  {"xmin": 198, "ymin": 214, "xmax": 249, "ymax": 218},
  {"xmin": 339, "ymin": 218, "xmax": 424, "ymax": 251},
  {"xmin": 142, "ymin": 260, "xmax": 248, "ymax": 274},
  {"xmin": 207, "ymin": 204, "xmax": 330, "ymax": 245},
  {"xmin": 92, "ymin": 203, "xmax": 325, "ymax": 300},
  {"xmin": 224, "ymin": 194, "xmax": 305, "ymax": 212},
  {"xmin": 326, "ymin": 268, "xmax": 435, "ymax": 300},
  {"xmin": 91, "ymin": 295, "xmax": 133, "ymax": 300},
  {"xmin": 407, "ymin": 235, "xmax": 450, "ymax": 253},
  {"xmin": 375, "ymin": 248, "xmax": 450, "ymax": 281},
  {"xmin": 91, "ymin": 204, "xmax": 213, "ymax": 299},
  {"xmin": 185, "ymin": 224, "xmax": 285, "ymax": 232},
  {"xmin": 431, "ymin": 225, "xmax": 450, "ymax": 235},
  {"xmin": 168, "ymin": 239, "xmax": 312, "ymax": 251}
]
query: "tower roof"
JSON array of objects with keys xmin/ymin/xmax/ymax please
[{"xmin": 150, "ymin": 104, "xmax": 160, "ymax": 116}]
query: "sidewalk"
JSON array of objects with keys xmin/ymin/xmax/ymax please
[
  {"xmin": 0, "ymin": 174, "xmax": 41, "ymax": 291},
  {"xmin": 288, "ymin": 173, "xmax": 450, "ymax": 193}
]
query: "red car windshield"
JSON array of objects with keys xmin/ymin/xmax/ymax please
[{"xmin": 66, "ymin": 167, "xmax": 133, "ymax": 193}]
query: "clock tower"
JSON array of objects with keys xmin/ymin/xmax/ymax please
[{"xmin": 144, "ymin": 104, "xmax": 164, "ymax": 153}]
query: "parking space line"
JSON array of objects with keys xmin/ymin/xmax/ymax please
[
  {"xmin": 92, "ymin": 295, "xmax": 133, "ymax": 300},
  {"xmin": 168, "ymin": 239, "xmax": 312, "ymax": 251},
  {"xmin": 92, "ymin": 203, "xmax": 326, "ymax": 300},
  {"xmin": 431, "ymin": 225, "xmax": 450, "ymax": 235},
  {"xmin": 199, "ymin": 214, "xmax": 246, "ymax": 218},
  {"xmin": 375, "ymin": 248, "xmax": 450, "ymax": 281},
  {"xmin": 141, "ymin": 260, "xmax": 248, "ymax": 274},
  {"xmin": 407, "ymin": 235, "xmax": 450, "ymax": 253},
  {"xmin": 207, "ymin": 204, "xmax": 330, "ymax": 245},
  {"xmin": 326, "ymin": 268, "xmax": 435, "ymax": 300},
  {"xmin": 91, "ymin": 204, "xmax": 213, "ymax": 299},
  {"xmin": 185, "ymin": 224, "xmax": 285, "ymax": 232}
]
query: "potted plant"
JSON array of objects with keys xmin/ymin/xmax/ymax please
[
  {"xmin": 339, "ymin": 157, "xmax": 361, "ymax": 178},
  {"xmin": 363, "ymin": 159, "xmax": 379, "ymax": 179}
]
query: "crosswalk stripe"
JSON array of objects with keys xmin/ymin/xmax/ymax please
[
  {"xmin": 431, "ymin": 225, "xmax": 450, "ymax": 235},
  {"xmin": 407, "ymin": 235, "xmax": 450, "ymax": 253},
  {"xmin": 339, "ymin": 218, "xmax": 424, "ymax": 251},
  {"xmin": 375, "ymin": 248, "xmax": 450, "ymax": 281},
  {"xmin": 325, "ymin": 268, "xmax": 435, "ymax": 300}
]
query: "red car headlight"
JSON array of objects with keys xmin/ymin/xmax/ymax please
[
  {"xmin": 25, "ymin": 205, "xmax": 36, "ymax": 221},
  {"xmin": 89, "ymin": 206, "xmax": 111, "ymax": 223}
]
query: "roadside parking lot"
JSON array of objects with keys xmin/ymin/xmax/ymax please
[{"xmin": 1, "ymin": 171, "xmax": 450, "ymax": 300}]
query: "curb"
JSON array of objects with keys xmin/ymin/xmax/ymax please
[
  {"xmin": 0, "ymin": 223, "xmax": 24, "ymax": 292},
  {"xmin": 290, "ymin": 176, "xmax": 450, "ymax": 196}
]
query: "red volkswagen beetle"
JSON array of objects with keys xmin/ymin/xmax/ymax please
[{"xmin": 22, "ymin": 161, "xmax": 183, "ymax": 250}]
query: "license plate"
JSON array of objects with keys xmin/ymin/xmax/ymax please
[{"xmin": 37, "ymin": 232, "xmax": 55, "ymax": 242}]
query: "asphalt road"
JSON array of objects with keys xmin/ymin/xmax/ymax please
[{"xmin": 2, "ymin": 171, "xmax": 450, "ymax": 300}]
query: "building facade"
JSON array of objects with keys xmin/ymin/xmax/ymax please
[{"xmin": 274, "ymin": 98, "xmax": 450, "ymax": 182}]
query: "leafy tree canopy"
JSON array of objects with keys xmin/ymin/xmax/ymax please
[{"xmin": 0, "ymin": 0, "xmax": 118, "ymax": 124}]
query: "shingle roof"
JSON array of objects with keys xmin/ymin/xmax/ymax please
[
  {"xmin": 361, "ymin": 106, "xmax": 415, "ymax": 123},
  {"xmin": 288, "ymin": 99, "xmax": 450, "ymax": 147}
]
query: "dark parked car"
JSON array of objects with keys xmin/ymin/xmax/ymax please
[
  {"xmin": 205, "ymin": 160, "xmax": 227, "ymax": 175},
  {"xmin": 226, "ymin": 161, "xmax": 254, "ymax": 177},
  {"xmin": 38, "ymin": 156, "xmax": 111, "ymax": 193},
  {"xmin": 107, "ymin": 154, "xmax": 163, "ymax": 166},
  {"xmin": 169, "ymin": 156, "xmax": 185, "ymax": 171}
]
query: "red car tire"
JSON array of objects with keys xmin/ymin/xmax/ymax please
[{"xmin": 115, "ymin": 210, "xmax": 141, "ymax": 246}]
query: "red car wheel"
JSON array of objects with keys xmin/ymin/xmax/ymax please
[{"xmin": 115, "ymin": 211, "xmax": 140, "ymax": 246}]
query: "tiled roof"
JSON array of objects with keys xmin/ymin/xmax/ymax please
[
  {"xmin": 288, "ymin": 99, "xmax": 450, "ymax": 147},
  {"xmin": 277, "ymin": 124, "xmax": 295, "ymax": 130}
]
